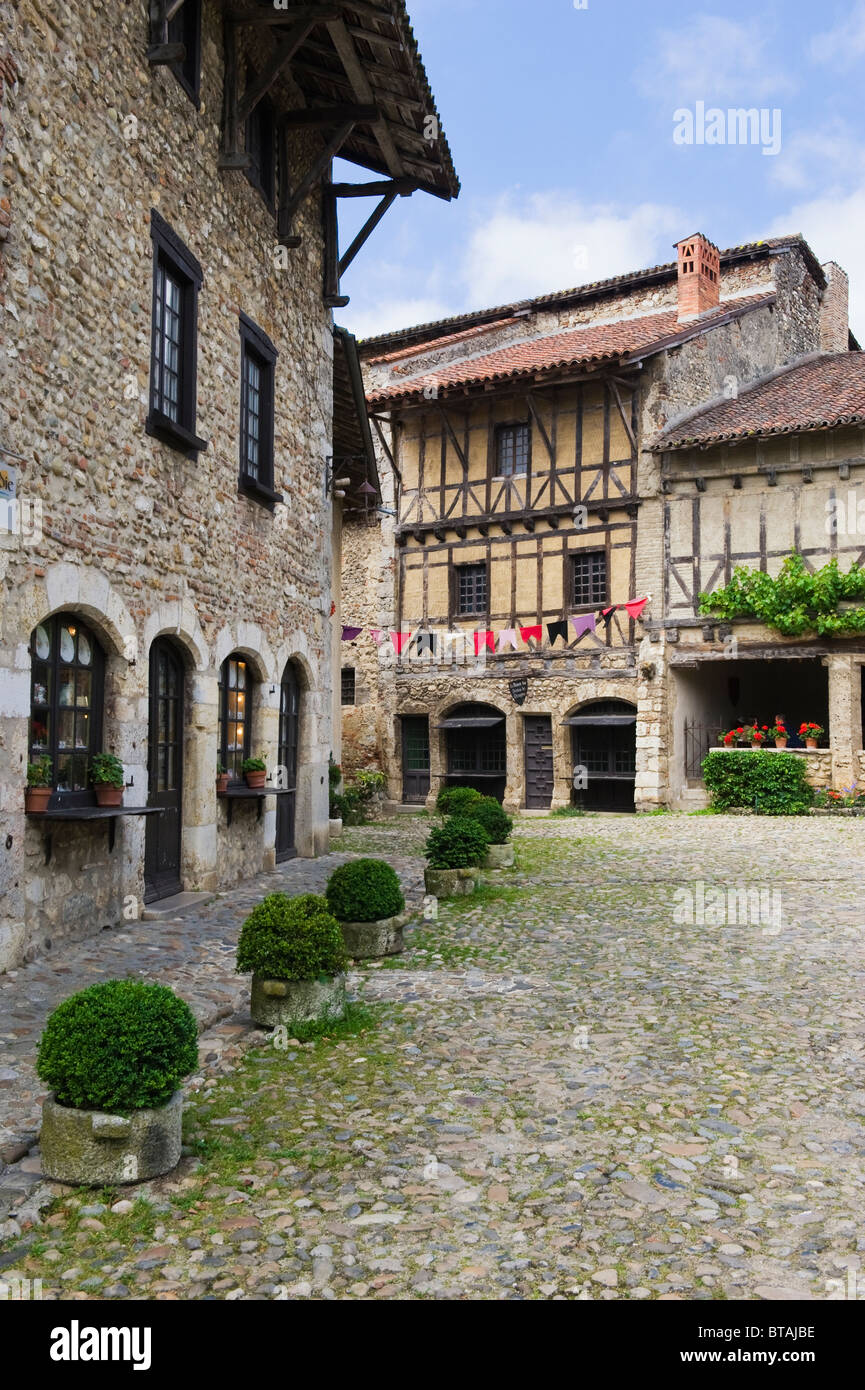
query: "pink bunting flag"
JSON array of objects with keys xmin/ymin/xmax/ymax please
[
  {"xmin": 572, "ymin": 614, "xmax": 597, "ymax": 639},
  {"xmin": 390, "ymin": 631, "xmax": 410, "ymax": 654},
  {"xmin": 498, "ymin": 628, "xmax": 519, "ymax": 651},
  {"xmin": 520, "ymin": 625, "xmax": 542, "ymax": 644},
  {"xmin": 624, "ymin": 597, "xmax": 649, "ymax": 621},
  {"xmin": 369, "ymin": 629, "xmax": 384, "ymax": 645}
]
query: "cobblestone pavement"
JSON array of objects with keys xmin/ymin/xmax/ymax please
[{"xmin": 2, "ymin": 812, "xmax": 865, "ymax": 1301}]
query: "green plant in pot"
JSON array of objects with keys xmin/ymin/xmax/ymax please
[
  {"xmin": 242, "ymin": 754, "xmax": 267, "ymax": 789},
  {"xmin": 236, "ymin": 892, "xmax": 348, "ymax": 1030},
  {"xmin": 435, "ymin": 785, "xmax": 482, "ymax": 816},
  {"xmin": 25, "ymin": 754, "xmax": 53, "ymax": 813},
  {"xmin": 460, "ymin": 795, "xmax": 515, "ymax": 869},
  {"xmin": 90, "ymin": 751, "xmax": 125, "ymax": 807},
  {"xmin": 424, "ymin": 816, "xmax": 489, "ymax": 898},
  {"xmin": 325, "ymin": 858, "xmax": 407, "ymax": 958},
  {"xmin": 216, "ymin": 760, "xmax": 230, "ymax": 796},
  {"xmin": 36, "ymin": 980, "xmax": 199, "ymax": 1185}
]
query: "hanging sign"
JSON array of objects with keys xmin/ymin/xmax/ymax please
[{"xmin": 509, "ymin": 678, "xmax": 528, "ymax": 706}]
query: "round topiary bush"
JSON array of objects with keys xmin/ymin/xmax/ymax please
[
  {"xmin": 425, "ymin": 816, "xmax": 489, "ymax": 869},
  {"xmin": 236, "ymin": 892, "xmax": 347, "ymax": 981},
  {"xmin": 462, "ymin": 795, "xmax": 513, "ymax": 845},
  {"xmin": 435, "ymin": 785, "xmax": 483, "ymax": 816},
  {"xmin": 325, "ymin": 858, "xmax": 405, "ymax": 923},
  {"xmin": 36, "ymin": 981, "xmax": 199, "ymax": 1113}
]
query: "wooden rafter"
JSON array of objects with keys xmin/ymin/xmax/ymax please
[
  {"xmin": 279, "ymin": 119, "xmax": 355, "ymax": 241},
  {"xmin": 326, "ymin": 18, "xmax": 406, "ymax": 179},
  {"xmin": 236, "ymin": 13, "xmax": 337, "ymax": 124},
  {"xmin": 609, "ymin": 379, "xmax": 638, "ymax": 455}
]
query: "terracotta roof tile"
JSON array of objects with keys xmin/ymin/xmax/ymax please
[
  {"xmin": 655, "ymin": 353, "xmax": 865, "ymax": 451},
  {"xmin": 367, "ymin": 294, "xmax": 774, "ymax": 405}
]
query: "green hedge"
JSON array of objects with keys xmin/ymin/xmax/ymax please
[
  {"xmin": 425, "ymin": 816, "xmax": 489, "ymax": 868},
  {"xmin": 236, "ymin": 893, "xmax": 347, "ymax": 981},
  {"xmin": 460, "ymin": 794, "xmax": 513, "ymax": 844},
  {"xmin": 325, "ymin": 858, "xmax": 404, "ymax": 922},
  {"xmin": 435, "ymin": 785, "xmax": 483, "ymax": 815},
  {"xmin": 702, "ymin": 750, "xmax": 813, "ymax": 815},
  {"xmin": 36, "ymin": 981, "xmax": 199, "ymax": 1113}
]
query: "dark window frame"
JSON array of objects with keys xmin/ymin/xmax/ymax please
[
  {"xmin": 341, "ymin": 667, "xmax": 356, "ymax": 706},
  {"xmin": 245, "ymin": 86, "xmax": 277, "ymax": 211},
  {"xmin": 217, "ymin": 653, "xmax": 253, "ymax": 786},
  {"xmin": 29, "ymin": 613, "xmax": 105, "ymax": 808},
  {"xmin": 494, "ymin": 421, "xmax": 531, "ymax": 479},
  {"xmin": 147, "ymin": 210, "xmax": 207, "ymax": 456},
  {"xmin": 572, "ymin": 549, "xmax": 608, "ymax": 609},
  {"xmin": 453, "ymin": 560, "xmax": 489, "ymax": 620},
  {"xmin": 238, "ymin": 312, "xmax": 281, "ymax": 507},
  {"xmin": 167, "ymin": 0, "xmax": 202, "ymax": 106}
]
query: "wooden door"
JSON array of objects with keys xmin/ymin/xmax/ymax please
[
  {"xmin": 145, "ymin": 639, "xmax": 184, "ymax": 902},
  {"xmin": 401, "ymin": 716, "xmax": 430, "ymax": 803},
  {"xmin": 524, "ymin": 715, "xmax": 554, "ymax": 808},
  {"xmin": 276, "ymin": 662, "xmax": 299, "ymax": 861}
]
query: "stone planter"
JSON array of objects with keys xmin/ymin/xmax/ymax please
[
  {"xmin": 483, "ymin": 842, "xmax": 515, "ymax": 869},
  {"xmin": 95, "ymin": 784, "xmax": 123, "ymax": 807},
  {"xmin": 424, "ymin": 866, "xmax": 477, "ymax": 898},
  {"xmin": 40, "ymin": 1090, "xmax": 183, "ymax": 1186},
  {"xmin": 250, "ymin": 973, "xmax": 346, "ymax": 1030},
  {"xmin": 340, "ymin": 911, "xmax": 408, "ymax": 959},
  {"xmin": 329, "ymin": 817, "xmax": 343, "ymax": 837}
]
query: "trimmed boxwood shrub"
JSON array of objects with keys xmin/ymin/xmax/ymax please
[
  {"xmin": 326, "ymin": 858, "xmax": 405, "ymax": 922},
  {"xmin": 425, "ymin": 816, "xmax": 489, "ymax": 868},
  {"xmin": 236, "ymin": 893, "xmax": 347, "ymax": 981},
  {"xmin": 36, "ymin": 980, "xmax": 199, "ymax": 1113},
  {"xmin": 702, "ymin": 750, "xmax": 814, "ymax": 815},
  {"xmin": 461, "ymin": 794, "xmax": 513, "ymax": 845},
  {"xmin": 435, "ymin": 785, "xmax": 483, "ymax": 816}
]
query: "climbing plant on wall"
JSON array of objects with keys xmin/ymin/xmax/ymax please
[{"xmin": 699, "ymin": 553, "xmax": 865, "ymax": 637}]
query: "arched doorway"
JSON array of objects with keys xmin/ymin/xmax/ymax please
[
  {"xmin": 275, "ymin": 660, "xmax": 300, "ymax": 861},
  {"xmin": 567, "ymin": 699, "xmax": 636, "ymax": 812},
  {"xmin": 439, "ymin": 702, "xmax": 507, "ymax": 802},
  {"xmin": 145, "ymin": 637, "xmax": 185, "ymax": 901}
]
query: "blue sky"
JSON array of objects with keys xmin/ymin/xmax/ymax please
[{"xmin": 335, "ymin": 0, "xmax": 865, "ymax": 341}]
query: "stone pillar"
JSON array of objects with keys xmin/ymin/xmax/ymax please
[
  {"xmin": 824, "ymin": 653, "xmax": 860, "ymax": 789},
  {"xmin": 634, "ymin": 633, "xmax": 667, "ymax": 810},
  {"xmin": 183, "ymin": 671, "xmax": 218, "ymax": 892},
  {"xmin": 503, "ymin": 709, "xmax": 521, "ymax": 811},
  {"xmin": 426, "ymin": 714, "xmax": 446, "ymax": 809},
  {"xmin": 0, "ymin": 640, "xmax": 29, "ymax": 971}
]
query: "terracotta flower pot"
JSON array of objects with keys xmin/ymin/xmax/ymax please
[
  {"xmin": 774, "ymin": 738, "xmax": 788, "ymax": 749},
  {"xmin": 216, "ymin": 772, "xmax": 230, "ymax": 796},
  {"xmin": 25, "ymin": 785, "xmax": 52, "ymax": 813},
  {"xmin": 245, "ymin": 769, "xmax": 267, "ymax": 789},
  {"xmin": 806, "ymin": 738, "xmax": 818, "ymax": 750},
  {"xmin": 750, "ymin": 742, "xmax": 763, "ymax": 750},
  {"xmin": 95, "ymin": 785, "xmax": 123, "ymax": 807}
]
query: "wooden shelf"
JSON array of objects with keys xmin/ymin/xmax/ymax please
[{"xmin": 26, "ymin": 805, "xmax": 164, "ymax": 863}]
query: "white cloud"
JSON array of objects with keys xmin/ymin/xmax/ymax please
[
  {"xmin": 810, "ymin": 1, "xmax": 865, "ymax": 69},
  {"xmin": 768, "ymin": 122, "xmax": 865, "ymax": 193},
  {"xmin": 768, "ymin": 187, "xmax": 865, "ymax": 343},
  {"xmin": 342, "ymin": 296, "xmax": 455, "ymax": 342},
  {"xmin": 642, "ymin": 15, "xmax": 793, "ymax": 103}
]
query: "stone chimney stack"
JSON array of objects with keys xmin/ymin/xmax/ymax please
[
  {"xmin": 675, "ymin": 234, "xmax": 721, "ymax": 323},
  {"xmin": 820, "ymin": 261, "xmax": 850, "ymax": 353}
]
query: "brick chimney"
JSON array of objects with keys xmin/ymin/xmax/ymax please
[
  {"xmin": 820, "ymin": 261, "xmax": 850, "ymax": 353},
  {"xmin": 675, "ymin": 234, "xmax": 721, "ymax": 323}
]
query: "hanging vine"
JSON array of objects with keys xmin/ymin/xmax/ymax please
[{"xmin": 698, "ymin": 553, "xmax": 865, "ymax": 636}]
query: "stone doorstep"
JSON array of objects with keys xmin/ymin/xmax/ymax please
[{"xmin": 140, "ymin": 891, "xmax": 218, "ymax": 921}]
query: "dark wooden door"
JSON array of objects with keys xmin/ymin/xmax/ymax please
[
  {"xmin": 571, "ymin": 711, "xmax": 636, "ymax": 811},
  {"xmin": 145, "ymin": 639, "xmax": 184, "ymax": 902},
  {"xmin": 524, "ymin": 715, "xmax": 554, "ymax": 808},
  {"xmin": 276, "ymin": 662, "xmax": 299, "ymax": 861},
  {"xmin": 401, "ymin": 716, "xmax": 430, "ymax": 803}
]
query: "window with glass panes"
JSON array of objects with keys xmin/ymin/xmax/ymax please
[
  {"xmin": 153, "ymin": 260, "xmax": 183, "ymax": 423},
  {"xmin": 341, "ymin": 668, "xmax": 356, "ymax": 705},
  {"xmin": 241, "ymin": 348, "xmax": 263, "ymax": 481},
  {"xmin": 218, "ymin": 655, "xmax": 251, "ymax": 783},
  {"xmin": 147, "ymin": 211, "xmax": 203, "ymax": 454},
  {"xmin": 495, "ymin": 423, "xmax": 529, "ymax": 477},
  {"xmin": 455, "ymin": 562, "xmax": 488, "ymax": 617},
  {"xmin": 167, "ymin": 0, "xmax": 201, "ymax": 102},
  {"xmin": 239, "ymin": 314, "xmax": 277, "ymax": 499},
  {"xmin": 29, "ymin": 614, "xmax": 104, "ymax": 803},
  {"xmin": 572, "ymin": 550, "xmax": 607, "ymax": 607}
]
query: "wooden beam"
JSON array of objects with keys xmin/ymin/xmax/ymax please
[
  {"xmin": 290, "ymin": 53, "xmax": 428, "ymax": 112},
  {"xmin": 326, "ymin": 19, "xmax": 406, "ymax": 179},
  {"xmin": 278, "ymin": 119, "xmax": 355, "ymax": 240},
  {"xmin": 477, "ymin": 523, "xmax": 489, "ymax": 537},
  {"xmin": 330, "ymin": 177, "xmax": 415, "ymax": 197},
  {"xmin": 526, "ymin": 392, "xmax": 554, "ymax": 463},
  {"xmin": 523, "ymin": 518, "xmax": 535, "ymax": 532},
  {"xmin": 609, "ymin": 379, "xmax": 638, "ymax": 455},
  {"xmin": 226, "ymin": 4, "xmax": 340, "ymax": 24},
  {"xmin": 454, "ymin": 524, "xmax": 467, "ymax": 539},
  {"xmin": 371, "ymin": 416, "xmax": 399, "ymax": 482},
  {"xmin": 147, "ymin": 42, "xmax": 186, "ymax": 65},
  {"xmin": 282, "ymin": 103, "xmax": 379, "ymax": 127},
  {"xmin": 435, "ymin": 402, "xmax": 468, "ymax": 474},
  {"xmin": 323, "ymin": 178, "xmax": 349, "ymax": 306},
  {"xmin": 345, "ymin": 23, "xmax": 404, "ymax": 53},
  {"xmin": 221, "ymin": 14, "xmax": 243, "ymax": 163},
  {"xmin": 501, "ymin": 520, "xmax": 512, "ymax": 535},
  {"xmin": 338, "ymin": 189, "xmax": 398, "ymax": 276},
  {"xmin": 236, "ymin": 15, "xmax": 328, "ymax": 124},
  {"xmin": 547, "ymin": 514, "xmax": 560, "ymax": 529}
]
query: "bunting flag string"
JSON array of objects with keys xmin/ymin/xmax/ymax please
[{"xmin": 337, "ymin": 596, "xmax": 650, "ymax": 650}]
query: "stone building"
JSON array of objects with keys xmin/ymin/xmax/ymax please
[
  {"xmin": 341, "ymin": 232, "xmax": 862, "ymax": 811},
  {"xmin": 0, "ymin": 0, "xmax": 457, "ymax": 970}
]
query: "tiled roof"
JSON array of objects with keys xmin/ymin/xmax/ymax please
[
  {"xmin": 655, "ymin": 353, "xmax": 865, "ymax": 451},
  {"xmin": 366, "ymin": 294, "xmax": 775, "ymax": 405},
  {"xmin": 358, "ymin": 235, "xmax": 822, "ymax": 353}
]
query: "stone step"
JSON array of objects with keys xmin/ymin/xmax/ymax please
[{"xmin": 141, "ymin": 891, "xmax": 218, "ymax": 921}]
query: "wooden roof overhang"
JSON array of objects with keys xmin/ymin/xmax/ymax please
[
  {"xmin": 332, "ymin": 325, "xmax": 380, "ymax": 510},
  {"xmin": 149, "ymin": 1, "xmax": 459, "ymax": 306}
]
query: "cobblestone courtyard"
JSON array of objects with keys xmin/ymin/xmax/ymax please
[{"xmin": 2, "ymin": 812, "xmax": 865, "ymax": 1301}]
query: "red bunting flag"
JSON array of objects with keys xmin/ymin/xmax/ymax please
[
  {"xmin": 474, "ymin": 630, "xmax": 495, "ymax": 654},
  {"xmin": 390, "ymin": 631, "xmax": 410, "ymax": 654},
  {"xmin": 624, "ymin": 597, "xmax": 649, "ymax": 621},
  {"xmin": 520, "ymin": 625, "xmax": 542, "ymax": 644}
]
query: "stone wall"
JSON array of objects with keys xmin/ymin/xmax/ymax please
[{"xmin": 0, "ymin": 2, "xmax": 335, "ymax": 970}]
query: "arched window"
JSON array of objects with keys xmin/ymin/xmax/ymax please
[
  {"xmin": 218, "ymin": 654, "xmax": 252, "ymax": 784},
  {"xmin": 29, "ymin": 614, "xmax": 105, "ymax": 804}
]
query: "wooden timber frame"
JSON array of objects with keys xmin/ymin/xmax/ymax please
[
  {"xmin": 150, "ymin": 1, "xmax": 459, "ymax": 306},
  {"xmin": 387, "ymin": 370, "xmax": 642, "ymax": 656}
]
